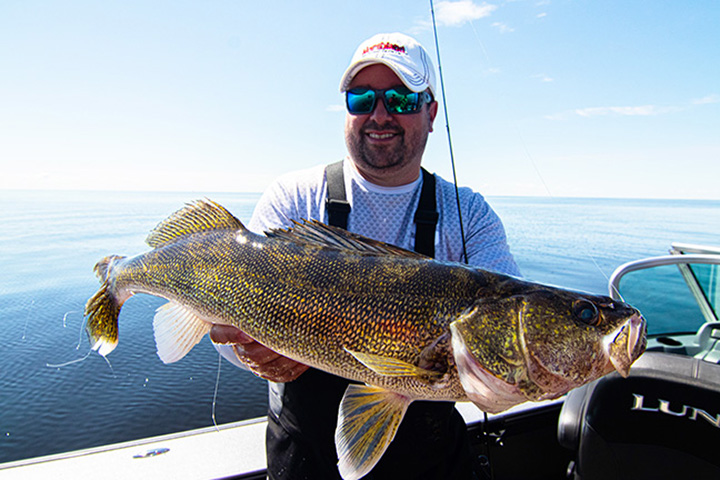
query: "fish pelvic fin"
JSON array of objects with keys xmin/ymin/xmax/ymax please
[
  {"xmin": 153, "ymin": 302, "xmax": 212, "ymax": 363},
  {"xmin": 345, "ymin": 349, "xmax": 443, "ymax": 379},
  {"xmin": 146, "ymin": 199, "xmax": 245, "ymax": 248},
  {"xmin": 336, "ymin": 384, "xmax": 411, "ymax": 480},
  {"xmin": 84, "ymin": 283, "xmax": 121, "ymax": 357},
  {"xmin": 267, "ymin": 220, "xmax": 428, "ymax": 259}
]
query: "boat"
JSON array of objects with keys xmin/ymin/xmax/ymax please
[
  {"xmin": 559, "ymin": 243, "xmax": 720, "ymax": 480},
  {"xmin": 2, "ymin": 243, "xmax": 718, "ymax": 479}
]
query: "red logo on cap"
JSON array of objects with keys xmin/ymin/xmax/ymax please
[{"xmin": 362, "ymin": 42, "xmax": 406, "ymax": 55}]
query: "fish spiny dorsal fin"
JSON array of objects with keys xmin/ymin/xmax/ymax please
[
  {"xmin": 146, "ymin": 199, "xmax": 245, "ymax": 248},
  {"xmin": 266, "ymin": 220, "xmax": 429, "ymax": 259}
]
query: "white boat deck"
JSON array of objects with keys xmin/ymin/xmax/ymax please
[
  {"xmin": 0, "ymin": 401, "xmax": 561, "ymax": 479},
  {"xmin": 0, "ymin": 418, "xmax": 267, "ymax": 480}
]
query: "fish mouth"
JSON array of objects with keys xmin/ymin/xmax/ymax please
[{"xmin": 605, "ymin": 313, "xmax": 647, "ymax": 377}]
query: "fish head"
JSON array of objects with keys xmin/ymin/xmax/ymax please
[{"xmin": 450, "ymin": 287, "xmax": 646, "ymax": 413}]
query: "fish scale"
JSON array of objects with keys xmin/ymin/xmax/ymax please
[{"xmin": 84, "ymin": 199, "xmax": 646, "ymax": 480}]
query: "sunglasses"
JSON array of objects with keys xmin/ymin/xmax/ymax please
[{"xmin": 345, "ymin": 86, "xmax": 433, "ymax": 115}]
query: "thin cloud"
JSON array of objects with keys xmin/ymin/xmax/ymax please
[
  {"xmin": 545, "ymin": 102, "xmax": 691, "ymax": 120},
  {"xmin": 531, "ymin": 73, "xmax": 553, "ymax": 82},
  {"xmin": 547, "ymin": 94, "xmax": 719, "ymax": 120},
  {"xmin": 434, "ymin": 1, "xmax": 497, "ymax": 27},
  {"xmin": 491, "ymin": 21, "xmax": 515, "ymax": 33},
  {"xmin": 411, "ymin": 1, "xmax": 497, "ymax": 33},
  {"xmin": 692, "ymin": 94, "xmax": 720, "ymax": 105},
  {"xmin": 575, "ymin": 105, "xmax": 677, "ymax": 117}
]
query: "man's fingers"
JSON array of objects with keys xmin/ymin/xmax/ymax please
[
  {"xmin": 245, "ymin": 353, "xmax": 310, "ymax": 382},
  {"xmin": 210, "ymin": 324, "xmax": 254, "ymax": 344},
  {"xmin": 233, "ymin": 341, "xmax": 282, "ymax": 367},
  {"xmin": 210, "ymin": 324, "xmax": 310, "ymax": 382}
]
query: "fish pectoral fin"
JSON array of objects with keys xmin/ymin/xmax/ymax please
[
  {"xmin": 153, "ymin": 302, "xmax": 212, "ymax": 364},
  {"xmin": 345, "ymin": 349, "xmax": 442, "ymax": 378},
  {"xmin": 336, "ymin": 384, "xmax": 411, "ymax": 480}
]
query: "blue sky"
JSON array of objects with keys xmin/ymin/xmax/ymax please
[{"xmin": 1, "ymin": 0, "xmax": 718, "ymax": 199}]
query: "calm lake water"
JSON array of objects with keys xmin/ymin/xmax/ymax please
[{"xmin": 1, "ymin": 190, "xmax": 719, "ymax": 464}]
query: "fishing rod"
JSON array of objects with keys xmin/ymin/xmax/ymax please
[
  {"xmin": 429, "ymin": 0, "xmax": 468, "ymax": 265},
  {"xmin": 428, "ymin": 2, "xmax": 495, "ymax": 479}
]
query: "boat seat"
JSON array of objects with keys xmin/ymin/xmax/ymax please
[{"xmin": 557, "ymin": 352, "xmax": 720, "ymax": 479}]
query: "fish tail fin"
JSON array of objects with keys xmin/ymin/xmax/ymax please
[
  {"xmin": 84, "ymin": 283, "xmax": 120, "ymax": 356},
  {"xmin": 335, "ymin": 385, "xmax": 411, "ymax": 480},
  {"xmin": 85, "ymin": 256, "xmax": 126, "ymax": 356}
]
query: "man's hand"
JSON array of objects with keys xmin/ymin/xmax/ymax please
[{"xmin": 210, "ymin": 324, "xmax": 309, "ymax": 382}]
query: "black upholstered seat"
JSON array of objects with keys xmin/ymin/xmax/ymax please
[{"xmin": 558, "ymin": 352, "xmax": 720, "ymax": 479}]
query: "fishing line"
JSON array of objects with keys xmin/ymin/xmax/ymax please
[
  {"xmin": 62, "ymin": 310, "xmax": 77, "ymax": 328},
  {"xmin": 46, "ymin": 347, "xmax": 114, "ymax": 375},
  {"xmin": 466, "ymin": 14, "xmax": 616, "ymax": 294},
  {"xmin": 102, "ymin": 354, "xmax": 116, "ymax": 376},
  {"xmin": 76, "ymin": 314, "xmax": 86, "ymax": 349},
  {"xmin": 429, "ymin": 2, "xmax": 494, "ymax": 478},
  {"xmin": 57, "ymin": 309, "xmax": 86, "ymax": 350},
  {"xmin": 46, "ymin": 310, "xmax": 98, "ymax": 368},
  {"xmin": 22, "ymin": 299, "xmax": 35, "ymax": 340},
  {"xmin": 211, "ymin": 351, "xmax": 222, "ymax": 432},
  {"xmin": 514, "ymin": 123, "xmax": 616, "ymax": 292},
  {"xmin": 46, "ymin": 350, "xmax": 92, "ymax": 368}
]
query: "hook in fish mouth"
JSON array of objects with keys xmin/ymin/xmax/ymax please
[{"xmin": 606, "ymin": 313, "xmax": 647, "ymax": 377}]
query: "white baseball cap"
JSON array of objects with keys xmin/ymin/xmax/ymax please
[{"xmin": 339, "ymin": 33, "xmax": 437, "ymax": 96}]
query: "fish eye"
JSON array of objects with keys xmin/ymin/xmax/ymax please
[{"xmin": 572, "ymin": 299, "xmax": 600, "ymax": 326}]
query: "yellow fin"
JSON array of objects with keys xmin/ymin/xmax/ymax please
[
  {"xmin": 153, "ymin": 302, "xmax": 212, "ymax": 363},
  {"xmin": 146, "ymin": 199, "xmax": 245, "ymax": 248},
  {"xmin": 345, "ymin": 349, "xmax": 442, "ymax": 378},
  {"xmin": 335, "ymin": 384, "xmax": 411, "ymax": 480},
  {"xmin": 84, "ymin": 282, "xmax": 120, "ymax": 357}
]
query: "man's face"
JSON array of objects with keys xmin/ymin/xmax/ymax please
[{"xmin": 344, "ymin": 64, "xmax": 438, "ymax": 186}]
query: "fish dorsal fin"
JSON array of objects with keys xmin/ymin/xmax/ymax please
[
  {"xmin": 146, "ymin": 199, "xmax": 245, "ymax": 248},
  {"xmin": 153, "ymin": 302, "xmax": 212, "ymax": 363},
  {"xmin": 266, "ymin": 220, "xmax": 429, "ymax": 259},
  {"xmin": 335, "ymin": 384, "xmax": 412, "ymax": 480}
]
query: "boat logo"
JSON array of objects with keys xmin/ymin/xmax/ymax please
[{"xmin": 631, "ymin": 393, "xmax": 720, "ymax": 429}]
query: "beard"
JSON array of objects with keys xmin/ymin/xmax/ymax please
[{"xmin": 345, "ymin": 120, "xmax": 430, "ymax": 173}]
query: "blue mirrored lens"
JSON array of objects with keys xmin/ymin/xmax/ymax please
[
  {"xmin": 346, "ymin": 89, "xmax": 377, "ymax": 114},
  {"xmin": 384, "ymin": 89, "xmax": 421, "ymax": 114},
  {"xmin": 346, "ymin": 88, "xmax": 430, "ymax": 115}
]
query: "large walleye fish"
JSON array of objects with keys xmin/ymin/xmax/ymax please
[{"xmin": 85, "ymin": 200, "xmax": 645, "ymax": 480}]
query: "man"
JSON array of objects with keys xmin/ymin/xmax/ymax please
[{"xmin": 212, "ymin": 33, "xmax": 520, "ymax": 479}]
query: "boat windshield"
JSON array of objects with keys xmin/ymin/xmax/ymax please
[
  {"xmin": 610, "ymin": 249, "xmax": 720, "ymax": 337},
  {"xmin": 686, "ymin": 262, "xmax": 719, "ymax": 320}
]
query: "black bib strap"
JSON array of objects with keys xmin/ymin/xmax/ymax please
[
  {"xmin": 325, "ymin": 161, "xmax": 351, "ymax": 230},
  {"xmin": 324, "ymin": 162, "xmax": 437, "ymax": 257},
  {"xmin": 414, "ymin": 167, "xmax": 438, "ymax": 258}
]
